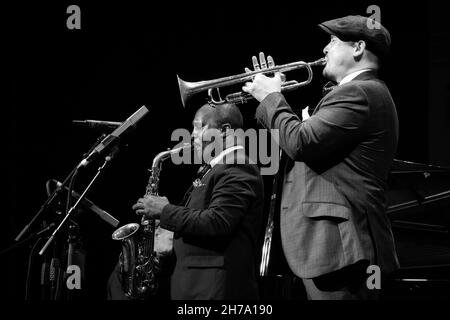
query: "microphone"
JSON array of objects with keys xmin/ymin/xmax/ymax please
[
  {"xmin": 72, "ymin": 120, "xmax": 122, "ymax": 129},
  {"xmin": 77, "ymin": 105, "xmax": 149, "ymax": 168},
  {"xmin": 52, "ymin": 179, "xmax": 119, "ymax": 227}
]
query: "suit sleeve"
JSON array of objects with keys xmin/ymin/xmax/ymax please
[
  {"xmin": 255, "ymin": 86, "xmax": 369, "ymax": 162},
  {"xmin": 159, "ymin": 166, "xmax": 257, "ymax": 238}
]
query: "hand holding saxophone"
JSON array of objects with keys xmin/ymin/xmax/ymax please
[
  {"xmin": 242, "ymin": 52, "xmax": 283, "ymax": 102},
  {"xmin": 132, "ymin": 195, "xmax": 169, "ymax": 219}
]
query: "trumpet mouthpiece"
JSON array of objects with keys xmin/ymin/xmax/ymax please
[{"xmin": 312, "ymin": 58, "xmax": 327, "ymax": 66}]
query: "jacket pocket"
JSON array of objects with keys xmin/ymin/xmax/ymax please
[
  {"xmin": 302, "ymin": 202, "xmax": 350, "ymax": 222},
  {"xmin": 176, "ymin": 256, "xmax": 226, "ymax": 299},
  {"xmin": 185, "ymin": 255, "xmax": 225, "ymax": 268}
]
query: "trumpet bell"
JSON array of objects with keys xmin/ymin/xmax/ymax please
[
  {"xmin": 177, "ymin": 75, "xmax": 216, "ymax": 108},
  {"xmin": 177, "ymin": 75, "xmax": 191, "ymax": 108}
]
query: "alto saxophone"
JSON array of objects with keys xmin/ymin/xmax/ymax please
[{"xmin": 111, "ymin": 143, "xmax": 190, "ymax": 299}]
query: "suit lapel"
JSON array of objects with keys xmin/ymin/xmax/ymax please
[{"xmin": 180, "ymin": 149, "xmax": 248, "ymax": 207}]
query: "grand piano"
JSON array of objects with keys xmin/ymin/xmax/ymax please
[
  {"xmin": 383, "ymin": 159, "xmax": 450, "ymax": 299},
  {"xmin": 258, "ymin": 159, "xmax": 450, "ymax": 299}
]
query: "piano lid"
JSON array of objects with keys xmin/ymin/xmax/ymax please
[
  {"xmin": 387, "ymin": 159, "xmax": 450, "ymax": 215},
  {"xmin": 390, "ymin": 159, "xmax": 450, "ymax": 174},
  {"xmin": 387, "ymin": 159, "xmax": 450, "ymax": 270}
]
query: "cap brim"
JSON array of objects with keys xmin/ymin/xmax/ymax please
[{"xmin": 318, "ymin": 23, "xmax": 335, "ymax": 36}]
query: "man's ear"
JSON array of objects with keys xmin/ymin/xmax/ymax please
[
  {"xmin": 221, "ymin": 123, "xmax": 231, "ymax": 136},
  {"xmin": 353, "ymin": 40, "xmax": 366, "ymax": 59}
]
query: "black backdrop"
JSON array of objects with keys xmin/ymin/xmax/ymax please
[{"xmin": 4, "ymin": 1, "xmax": 449, "ymax": 299}]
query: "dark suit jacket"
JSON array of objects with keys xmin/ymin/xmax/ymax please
[
  {"xmin": 255, "ymin": 71, "xmax": 400, "ymax": 278},
  {"xmin": 160, "ymin": 150, "xmax": 264, "ymax": 299}
]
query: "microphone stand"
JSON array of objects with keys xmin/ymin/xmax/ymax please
[
  {"xmin": 0, "ymin": 222, "xmax": 55, "ymax": 300},
  {"xmin": 16, "ymin": 105, "xmax": 148, "ymax": 243},
  {"xmin": 38, "ymin": 148, "xmax": 118, "ymax": 256},
  {"xmin": 14, "ymin": 133, "xmax": 107, "ymax": 243},
  {"xmin": 0, "ymin": 223, "xmax": 56, "ymax": 257}
]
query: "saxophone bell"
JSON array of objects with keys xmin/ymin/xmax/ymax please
[{"xmin": 111, "ymin": 223, "xmax": 140, "ymax": 241}]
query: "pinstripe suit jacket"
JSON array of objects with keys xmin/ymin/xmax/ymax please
[{"xmin": 255, "ymin": 71, "xmax": 400, "ymax": 278}]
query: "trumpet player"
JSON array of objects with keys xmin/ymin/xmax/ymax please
[
  {"xmin": 132, "ymin": 103, "xmax": 264, "ymax": 300},
  {"xmin": 243, "ymin": 15, "xmax": 399, "ymax": 300}
]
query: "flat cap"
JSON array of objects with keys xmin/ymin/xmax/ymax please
[{"xmin": 318, "ymin": 15, "xmax": 391, "ymax": 60}]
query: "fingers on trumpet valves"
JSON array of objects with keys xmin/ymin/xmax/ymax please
[
  {"xmin": 259, "ymin": 52, "xmax": 267, "ymax": 69},
  {"xmin": 247, "ymin": 53, "xmax": 274, "ymax": 79},
  {"xmin": 252, "ymin": 56, "xmax": 260, "ymax": 71},
  {"xmin": 267, "ymin": 55, "xmax": 275, "ymax": 68}
]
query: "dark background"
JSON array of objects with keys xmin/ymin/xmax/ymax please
[{"xmin": 3, "ymin": 1, "xmax": 449, "ymax": 299}]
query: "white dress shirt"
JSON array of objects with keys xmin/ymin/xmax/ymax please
[
  {"xmin": 209, "ymin": 145, "xmax": 244, "ymax": 168},
  {"xmin": 339, "ymin": 69, "xmax": 373, "ymax": 86}
]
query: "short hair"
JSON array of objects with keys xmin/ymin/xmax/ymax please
[{"xmin": 201, "ymin": 103, "xmax": 243, "ymax": 129}]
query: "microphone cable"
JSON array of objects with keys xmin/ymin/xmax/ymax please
[
  {"xmin": 24, "ymin": 180, "xmax": 52, "ymax": 300},
  {"xmin": 24, "ymin": 237, "xmax": 42, "ymax": 300}
]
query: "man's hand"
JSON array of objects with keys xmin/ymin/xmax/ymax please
[
  {"xmin": 242, "ymin": 52, "xmax": 282, "ymax": 102},
  {"xmin": 132, "ymin": 195, "xmax": 169, "ymax": 219}
]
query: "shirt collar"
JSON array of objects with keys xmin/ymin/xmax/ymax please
[
  {"xmin": 339, "ymin": 69, "xmax": 372, "ymax": 86},
  {"xmin": 209, "ymin": 145, "xmax": 244, "ymax": 168}
]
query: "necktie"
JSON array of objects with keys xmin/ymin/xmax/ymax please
[{"xmin": 322, "ymin": 81, "xmax": 337, "ymax": 96}]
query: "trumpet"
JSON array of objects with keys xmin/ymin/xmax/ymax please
[{"xmin": 177, "ymin": 58, "xmax": 326, "ymax": 107}]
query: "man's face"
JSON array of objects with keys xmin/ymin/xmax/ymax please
[
  {"xmin": 192, "ymin": 112, "xmax": 209, "ymax": 159},
  {"xmin": 191, "ymin": 109, "xmax": 222, "ymax": 162},
  {"xmin": 322, "ymin": 35, "xmax": 356, "ymax": 82}
]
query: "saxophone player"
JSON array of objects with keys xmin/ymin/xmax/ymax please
[{"xmin": 132, "ymin": 102, "xmax": 264, "ymax": 300}]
